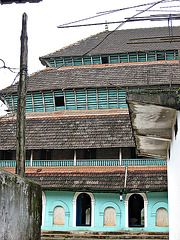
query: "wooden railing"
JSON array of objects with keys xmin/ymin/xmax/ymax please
[{"xmin": 0, "ymin": 158, "xmax": 167, "ymax": 168}]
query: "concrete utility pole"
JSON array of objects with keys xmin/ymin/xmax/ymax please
[{"xmin": 16, "ymin": 12, "xmax": 28, "ymax": 177}]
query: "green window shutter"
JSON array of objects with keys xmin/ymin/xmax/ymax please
[
  {"xmin": 47, "ymin": 58, "xmax": 55, "ymax": 67},
  {"xmin": 138, "ymin": 52, "xmax": 146, "ymax": 62},
  {"xmin": 4, "ymin": 96, "xmax": 13, "ymax": 112},
  {"xmin": 110, "ymin": 54, "xmax": 119, "ymax": 63},
  {"xmin": 108, "ymin": 88, "xmax": 118, "ymax": 109},
  {"xmin": 65, "ymin": 90, "xmax": 76, "ymax": 110},
  {"xmin": 92, "ymin": 55, "xmax": 101, "ymax": 65},
  {"xmin": 76, "ymin": 90, "xmax": 86, "ymax": 110},
  {"xmin": 44, "ymin": 92, "xmax": 54, "ymax": 112},
  {"xmin": 120, "ymin": 53, "xmax": 128, "ymax": 63},
  {"xmin": 157, "ymin": 50, "xmax": 165, "ymax": 61},
  {"xmin": 83, "ymin": 56, "xmax": 91, "ymax": 65},
  {"xmin": 147, "ymin": 51, "xmax": 156, "ymax": 61},
  {"xmin": 33, "ymin": 92, "xmax": 44, "ymax": 112},
  {"xmin": 87, "ymin": 89, "xmax": 97, "ymax": 110},
  {"xmin": 54, "ymin": 91, "xmax": 65, "ymax": 111},
  {"xmin": 166, "ymin": 50, "xmax": 175, "ymax": 60},
  {"xmin": 5, "ymin": 96, "xmax": 13, "ymax": 111},
  {"xmin": 55, "ymin": 58, "xmax": 64, "ymax": 67},
  {"xmin": 12, "ymin": 95, "xmax": 18, "ymax": 112},
  {"xmin": 64, "ymin": 57, "xmax": 73, "ymax": 66},
  {"xmin": 26, "ymin": 94, "xmax": 33, "ymax": 113},
  {"xmin": 129, "ymin": 52, "xmax": 137, "ymax": 62},
  {"xmin": 175, "ymin": 50, "xmax": 179, "ymax": 60},
  {"xmin": 118, "ymin": 90, "xmax": 127, "ymax": 108},
  {"xmin": 98, "ymin": 89, "xmax": 107, "ymax": 109},
  {"xmin": 73, "ymin": 56, "xmax": 82, "ymax": 66}
]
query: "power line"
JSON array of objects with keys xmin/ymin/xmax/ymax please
[
  {"xmin": 57, "ymin": 0, "xmax": 170, "ymax": 28},
  {"xmin": 81, "ymin": 0, "xmax": 168, "ymax": 56},
  {"xmin": 0, "ymin": 58, "xmax": 19, "ymax": 73}
]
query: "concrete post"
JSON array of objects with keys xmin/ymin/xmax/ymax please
[{"xmin": 16, "ymin": 13, "xmax": 28, "ymax": 177}]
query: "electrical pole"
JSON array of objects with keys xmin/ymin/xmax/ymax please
[{"xmin": 16, "ymin": 13, "xmax": 28, "ymax": 177}]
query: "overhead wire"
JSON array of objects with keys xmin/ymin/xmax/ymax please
[
  {"xmin": 58, "ymin": 0, "xmax": 180, "ymax": 28},
  {"xmin": 56, "ymin": 0, "xmax": 168, "ymax": 64},
  {"xmin": 1, "ymin": 0, "xmax": 178, "ymax": 116}
]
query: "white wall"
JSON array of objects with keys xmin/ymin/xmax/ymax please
[{"xmin": 167, "ymin": 110, "xmax": 180, "ymax": 240}]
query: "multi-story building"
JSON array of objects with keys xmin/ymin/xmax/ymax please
[{"xmin": 1, "ymin": 26, "xmax": 179, "ymax": 232}]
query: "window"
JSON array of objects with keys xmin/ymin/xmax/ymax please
[
  {"xmin": 104, "ymin": 207, "xmax": 116, "ymax": 226},
  {"xmin": 53, "ymin": 206, "xmax": 65, "ymax": 225},
  {"xmin": 55, "ymin": 96, "xmax": 64, "ymax": 107},
  {"xmin": 156, "ymin": 208, "xmax": 168, "ymax": 227},
  {"xmin": 101, "ymin": 55, "xmax": 109, "ymax": 64}
]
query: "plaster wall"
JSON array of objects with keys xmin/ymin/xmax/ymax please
[
  {"xmin": 0, "ymin": 169, "xmax": 42, "ymax": 240},
  {"xmin": 167, "ymin": 110, "xmax": 180, "ymax": 240},
  {"xmin": 42, "ymin": 190, "xmax": 168, "ymax": 232}
]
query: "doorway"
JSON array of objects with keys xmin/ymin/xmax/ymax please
[
  {"xmin": 76, "ymin": 193, "xmax": 91, "ymax": 226},
  {"xmin": 128, "ymin": 194, "xmax": 144, "ymax": 227}
]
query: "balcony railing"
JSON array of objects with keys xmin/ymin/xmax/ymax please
[{"xmin": 0, "ymin": 158, "xmax": 167, "ymax": 168}]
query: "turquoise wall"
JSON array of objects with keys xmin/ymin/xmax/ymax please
[{"xmin": 42, "ymin": 190, "xmax": 168, "ymax": 232}]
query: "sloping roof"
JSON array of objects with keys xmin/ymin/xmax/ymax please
[
  {"xmin": 2, "ymin": 165, "xmax": 167, "ymax": 192},
  {"xmin": 40, "ymin": 26, "xmax": 180, "ymax": 59},
  {"xmin": 0, "ymin": 110, "xmax": 134, "ymax": 150},
  {"xmin": 127, "ymin": 92, "xmax": 177, "ymax": 159},
  {"xmin": 1, "ymin": 62, "xmax": 180, "ymax": 94}
]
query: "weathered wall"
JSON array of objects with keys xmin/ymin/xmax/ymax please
[{"xmin": 0, "ymin": 168, "xmax": 42, "ymax": 240}]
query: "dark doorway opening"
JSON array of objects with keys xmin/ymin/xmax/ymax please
[
  {"xmin": 128, "ymin": 194, "xmax": 144, "ymax": 227},
  {"xmin": 76, "ymin": 193, "xmax": 91, "ymax": 226}
]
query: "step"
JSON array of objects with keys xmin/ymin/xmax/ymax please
[{"xmin": 41, "ymin": 231, "xmax": 169, "ymax": 240}]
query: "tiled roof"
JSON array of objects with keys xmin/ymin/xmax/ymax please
[
  {"xmin": 40, "ymin": 27, "xmax": 180, "ymax": 58},
  {"xmin": 0, "ymin": 110, "xmax": 134, "ymax": 150},
  {"xmin": 2, "ymin": 165, "xmax": 167, "ymax": 191},
  {"xmin": 1, "ymin": 61, "xmax": 180, "ymax": 93}
]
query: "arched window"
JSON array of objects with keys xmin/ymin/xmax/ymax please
[
  {"xmin": 53, "ymin": 206, "xmax": 65, "ymax": 225},
  {"xmin": 128, "ymin": 194, "xmax": 144, "ymax": 227},
  {"xmin": 156, "ymin": 208, "xmax": 168, "ymax": 227},
  {"xmin": 104, "ymin": 207, "xmax": 116, "ymax": 226}
]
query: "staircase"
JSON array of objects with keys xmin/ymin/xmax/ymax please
[{"xmin": 41, "ymin": 231, "xmax": 169, "ymax": 240}]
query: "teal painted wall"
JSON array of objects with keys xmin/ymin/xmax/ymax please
[{"xmin": 42, "ymin": 191, "xmax": 168, "ymax": 232}]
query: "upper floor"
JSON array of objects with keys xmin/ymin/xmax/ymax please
[{"xmin": 40, "ymin": 27, "xmax": 180, "ymax": 68}]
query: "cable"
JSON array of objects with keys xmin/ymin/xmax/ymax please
[
  {"xmin": 0, "ymin": 58, "xmax": 19, "ymax": 74},
  {"xmin": 58, "ymin": 1, "xmax": 172, "ymax": 28},
  {"xmin": 82, "ymin": 0, "xmax": 167, "ymax": 56}
]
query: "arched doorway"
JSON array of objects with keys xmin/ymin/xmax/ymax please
[
  {"xmin": 76, "ymin": 193, "xmax": 91, "ymax": 226},
  {"xmin": 128, "ymin": 194, "xmax": 144, "ymax": 227}
]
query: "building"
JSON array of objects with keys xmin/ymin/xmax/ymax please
[
  {"xmin": 1, "ymin": 26, "xmax": 179, "ymax": 232},
  {"xmin": 127, "ymin": 91, "xmax": 180, "ymax": 239}
]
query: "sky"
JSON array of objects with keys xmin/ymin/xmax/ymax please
[{"xmin": 0, "ymin": 0, "xmax": 180, "ymax": 114}]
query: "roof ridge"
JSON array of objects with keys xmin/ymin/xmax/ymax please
[{"xmin": 40, "ymin": 31, "xmax": 107, "ymax": 60}]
